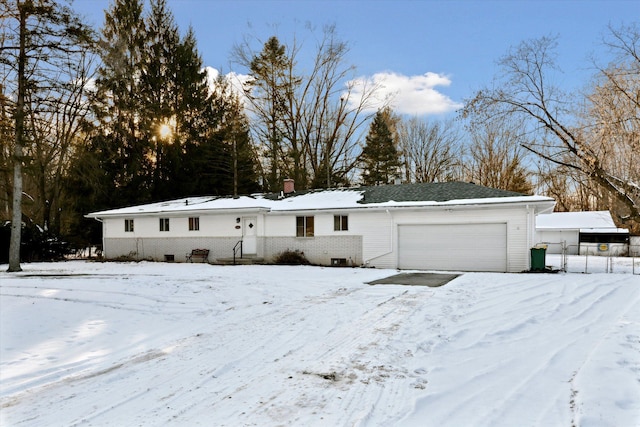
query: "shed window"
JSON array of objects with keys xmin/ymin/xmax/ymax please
[
  {"xmin": 188, "ymin": 217, "xmax": 200, "ymax": 231},
  {"xmin": 124, "ymin": 219, "xmax": 134, "ymax": 232},
  {"xmin": 159, "ymin": 218, "xmax": 170, "ymax": 232},
  {"xmin": 580, "ymin": 233, "xmax": 628, "ymax": 244},
  {"xmin": 334, "ymin": 215, "xmax": 348, "ymax": 231},
  {"xmin": 296, "ymin": 216, "xmax": 314, "ymax": 237}
]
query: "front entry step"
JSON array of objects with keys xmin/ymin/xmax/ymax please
[{"xmin": 215, "ymin": 256, "xmax": 265, "ymax": 265}]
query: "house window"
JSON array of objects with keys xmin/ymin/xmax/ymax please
[
  {"xmin": 334, "ymin": 215, "xmax": 348, "ymax": 231},
  {"xmin": 296, "ymin": 216, "xmax": 314, "ymax": 237},
  {"xmin": 159, "ymin": 218, "xmax": 170, "ymax": 232},
  {"xmin": 188, "ymin": 217, "xmax": 200, "ymax": 231},
  {"xmin": 124, "ymin": 219, "xmax": 134, "ymax": 232}
]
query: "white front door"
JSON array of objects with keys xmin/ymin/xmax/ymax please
[{"xmin": 243, "ymin": 217, "xmax": 257, "ymax": 255}]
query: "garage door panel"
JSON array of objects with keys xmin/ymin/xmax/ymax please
[{"xmin": 398, "ymin": 223, "xmax": 507, "ymax": 272}]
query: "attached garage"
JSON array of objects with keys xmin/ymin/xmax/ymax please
[{"xmin": 398, "ymin": 223, "xmax": 508, "ymax": 272}]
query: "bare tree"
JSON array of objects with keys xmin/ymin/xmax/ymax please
[
  {"xmin": 299, "ymin": 28, "xmax": 379, "ymax": 188},
  {"xmin": 0, "ymin": 83, "xmax": 11, "ymax": 219},
  {"xmin": 463, "ymin": 111, "xmax": 533, "ymax": 193},
  {"xmin": 233, "ymin": 25, "xmax": 378, "ymax": 190},
  {"xmin": 24, "ymin": 50, "xmax": 96, "ymax": 235},
  {"xmin": 465, "ymin": 32, "xmax": 640, "ymax": 228},
  {"xmin": 0, "ymin": 0, "xmax": 93, "ymax": 271},
  {"xmin": 535, "ymin": 162, "xmax": 587, "ymax": 212},
  {"xmin": 581, "ymin": 23, "xmax": 640, "ymax": 228},
  {"xmin": 398, "ymin": 117, "xmax": 462, "ymax": 183}
]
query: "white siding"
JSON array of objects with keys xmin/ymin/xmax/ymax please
[
  {"xmin": 104, "ymin": 214, "xmax": 248, "ymax": 239},
  {"xmin": 201, "ymin": 215, "xmax": 246, "ymax": 237},
  {"xmin": 262, "ymin": 211, "xmax": 393, "ymax": 266},
  {"xmin": 350, "ymin": 211, "xmax": 395, "ymax": 268},
  {"xmin": 265, "ymin": 215, "xmax": 293, "ymax": 237},
  {"xmin": 350, "ymin": 206, "xmax": 530, "ymax": 272},
  {"xmin": 536, "ymin": 230, "xmax": 580, "ymax": 254},
  {"xmin": 265, "ymin": 212, "xmax": 357, "ymax": 237}
]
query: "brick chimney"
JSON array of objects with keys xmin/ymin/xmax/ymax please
[{"xmin": 283, "ymin": 178, "xmax": 295, "ymax": 194}]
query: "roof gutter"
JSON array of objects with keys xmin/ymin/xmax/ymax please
[
  {"xmin": 85, "ymin": 207, "xmax": 271, "ymax": 219},
  {"xmin": 267, "ymin": 198, "xmax": 556, "ymax": 215}
]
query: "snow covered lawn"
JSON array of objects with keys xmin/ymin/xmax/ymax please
[{"xmin": 1, "ymin": 261, "xmax": 639, "ymax": 426}]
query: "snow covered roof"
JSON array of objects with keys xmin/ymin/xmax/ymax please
[
  {"xmin": 86, "ymin": 182, "xmax": 555, "ymax": 218},
  {"xmin": 536, "ymin": 211, "xmax": 629, "ymax": 234}
]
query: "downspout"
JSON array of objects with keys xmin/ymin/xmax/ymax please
[{"xmin": 526, "ymin": 205, "xmax": 532, "ymax": 250}]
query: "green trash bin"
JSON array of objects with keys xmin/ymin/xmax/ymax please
[{"xmin": 530, "ymin": 246, "xmax": 547, "ymax": 271}]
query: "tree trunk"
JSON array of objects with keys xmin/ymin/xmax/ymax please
[{"xmin": 8, "ymin": 2, "xmax": 28, "ymax": 272}]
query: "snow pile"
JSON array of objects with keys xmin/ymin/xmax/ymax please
[{"xmin": 1, "ymin": 261, "xmax": 639, "ymax": 426}]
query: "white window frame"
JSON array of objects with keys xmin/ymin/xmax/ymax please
[
  {"xmin": 296, "ymin": 216, "xmax": 314, "ymax": 237},
  {"xmin": 334, "ymin": 215, "xmax": 348, "ymax": 231}
]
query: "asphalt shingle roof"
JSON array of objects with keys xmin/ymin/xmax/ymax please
[
  {"xmin": 263, "ymin": 181, "xmax": 527, "ymax": 204},
  {"xmin": 357, "ymin": 181, "xmax": 525, "ymax": 204}
]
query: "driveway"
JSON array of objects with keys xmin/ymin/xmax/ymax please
[{"xmin": 367, "ymin": 272, "xmax": 460, "ymax": 287}]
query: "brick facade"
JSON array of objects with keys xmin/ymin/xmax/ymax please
[{"xmin": 104, "ymin": 235, "xmax": 362, "ymax": 265}]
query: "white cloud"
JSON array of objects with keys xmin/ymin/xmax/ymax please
[
  {"xmin": 204, "ymin": 66, "xmax": 253, "ymax": 108},
  {"xmin": 203, "ymin": 67, "xmax": 461, "ymax": 117},
  {"xmin": 204, "ymin": 66, "xmax": 220, "ymax": 87},
  {"xmin": 347, "ymin": 71, "xmax": 463, "ymax": 116},
  {"xmin": 224, "ymin": 71, "xmax": 254, "ymax": 97}
]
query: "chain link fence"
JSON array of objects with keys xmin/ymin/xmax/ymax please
[{"xmin": 542, "ymin": 244, "xmax": 640, "ymax": 274}]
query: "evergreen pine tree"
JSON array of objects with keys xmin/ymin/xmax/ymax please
[
  {"xmin": 140, "ymin": 0, "xmax": 180, "ymax": 200},
  {"xmin": 82, "ymin": 0, "xmax": 256, "ymax": 205},
  {"xmin": 224, "ymin": 93, "xmax": 260, "ymax": 196},
  {"xmin": 139, "ymin": 1, "xmax": 218, "ymax": 200},
  {"xmin": 247, "ymin": 36, "xmax": 292, "ymax": 192},
  {"xmin": 90, "ymin": 0, "xmax": 149, "ymax": 206},
  {"xmin": 360, "ymin": 108, "xmax": 401, "ymax": 186},
  {"xmin": 187, "ymin": 75, "xmax": 259, "ymax": 196},
  {"xmin": 72, "ymin": 0, "xmax": 260, "ymax": 211}
]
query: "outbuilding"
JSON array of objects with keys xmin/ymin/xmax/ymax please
[
  {"xmin": 86, "ymin": 181, "xmax": 556, "ymax": 272},
  {"xmin": 535, "ymin": 210, "xmax": 630, "ymax": 256}
]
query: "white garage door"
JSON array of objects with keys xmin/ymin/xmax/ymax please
[{"xmin": 398, "ymin": 223, "xmax": 507, "ymax": 272}]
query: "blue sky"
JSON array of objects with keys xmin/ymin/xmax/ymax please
[{"xmin": 72, "ymin": 0, "xmax": 638, "ymax": 116}]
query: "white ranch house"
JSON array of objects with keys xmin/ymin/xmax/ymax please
[{"xmin": 86, "ymin": 181, "xmax": 556, "ymax": 273}]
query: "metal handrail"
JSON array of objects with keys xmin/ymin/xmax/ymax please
[{"xmin": 233, "ymin": 240, "xmax": 243, "ymax": 265}]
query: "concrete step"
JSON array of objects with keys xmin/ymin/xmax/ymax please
[{"xmin": 214, "ymin": 256, "xmax": 265, "ymax": 265}]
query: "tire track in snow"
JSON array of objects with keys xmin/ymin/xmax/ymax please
[
  {"xmin": 235, "ymin": 288, "xmax": 433, "ymax": 426},
  {"xmin": 122, "ymin": 286, "xmax": 434, "ymax": 425},
  {"xmin": 1, "ymin": 282, "xmax": 410, "ymax": 426},
  {"xmin": 199, "ymin": 288, "xmax": 417, "ymax": 418},
  {"xmin": 569, "ymin": 281, "xmax": 640, "ymax": 427},
  {"xmin": 401, "ymin": 274, "xmax": 640, "ymax": 427}
]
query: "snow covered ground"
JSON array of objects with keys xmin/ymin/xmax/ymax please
[{"xmin": 1, "ymin": 258, "xmax": 639, "ymax": 427}]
